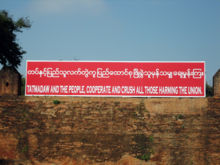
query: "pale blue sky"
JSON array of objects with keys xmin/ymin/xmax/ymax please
[{"xmin": 1, "ymin": 0, "xmax": 220, "ymax": 84}]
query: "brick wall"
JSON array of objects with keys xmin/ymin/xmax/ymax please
[
  {"xmin": 214, "ymin": 69, "xmax": 220, "ymax": 97},
  {"xmin": 0, "ymin": 67, "xmax": 21, "ymax": 96},
  {"xmin": 0, "ymin": 97, "xmax": 219, "ymax": 165}
]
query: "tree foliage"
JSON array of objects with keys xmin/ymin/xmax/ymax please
[
  {"xmin": 206, "ymin": 82, "xmax": 213, "ymax": 97},
  {"xmin": 0, "ymin": 10, "xmax": 31, "ymax": 68}
]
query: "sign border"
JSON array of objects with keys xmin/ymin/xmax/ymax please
[{"xmin": 25, "ymin": 60, "xmax": 206, "ymax": 97}]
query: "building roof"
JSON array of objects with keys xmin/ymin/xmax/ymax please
[
  {"xmin": 214, "ymin": 69, "xmax": 220, "ymax": 78},
  {"xmin": 0, "ymin": 66, "xmax": 21, "ymax": 76}
]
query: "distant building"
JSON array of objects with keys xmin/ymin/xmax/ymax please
[
  {"xmin": 0, "ymin": 66, "xmax": 21, "ymax": 96},
  {"xmin": 213, "ymin": 69, "xmax": 220, "ymax": 97}
]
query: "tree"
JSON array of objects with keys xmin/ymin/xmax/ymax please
[
  {"xmin": 206, "ymin": 82, "xmax": 213, "ymax": 97},
  {"xmin": 0, "ymin": 10, "xmax": 31, "ymax": 68}
]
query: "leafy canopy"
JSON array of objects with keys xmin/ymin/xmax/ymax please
[{"xmin": 0, "ymin": 10, "xmax": 31, "ymax": 68}]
